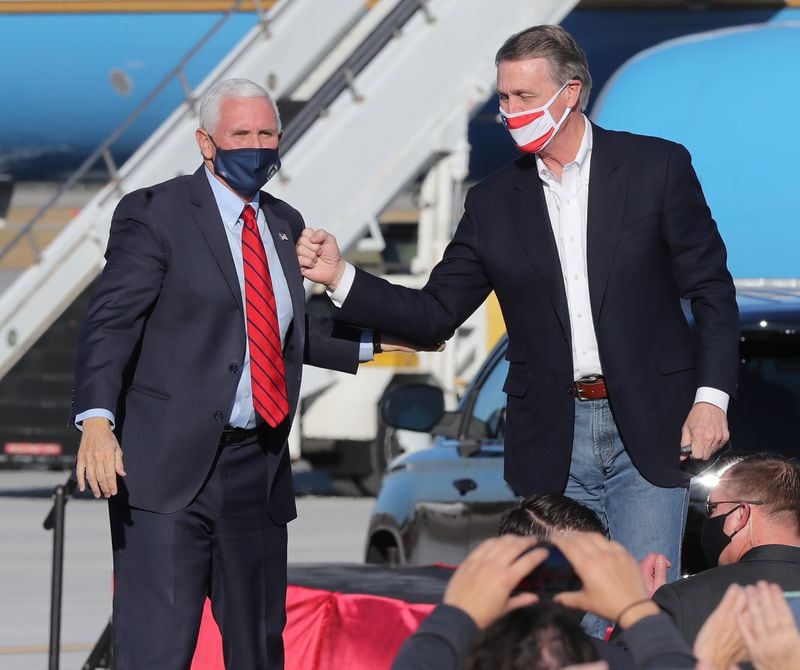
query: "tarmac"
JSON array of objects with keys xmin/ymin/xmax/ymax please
[{"xmin": 0, "ymin": 470, "xmax": 374, "ymax": 670}]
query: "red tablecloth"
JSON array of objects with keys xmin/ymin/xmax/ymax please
[{"xmin": 191, "ymin": 586, "xmax": 435, "ymax": 670}]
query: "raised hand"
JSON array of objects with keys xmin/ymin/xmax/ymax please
[
  {"xmin": 443, "ymin": 535, "xmax": 545, "ymax": 629},
  {"xmin": 693, "ymin": 583, "xmax": 748, "ymax": 670},
  {"xmin": 737, "ymin": 582, "xmax": 800, "ymax": 670},
  {"xmin": 551, "ymin": 532, "xmax": 660, "ymax": 628},
  {"xmin": 296, "ymin": 228, "xmax": 347, "ymax": 290}
]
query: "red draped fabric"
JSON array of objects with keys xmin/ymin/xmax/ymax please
[{"xmin": 191, "ymin": 586, "xmax": 435, "ymax": 670}]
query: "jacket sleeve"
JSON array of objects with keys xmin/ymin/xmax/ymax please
[
  {"xmin": 624, "ymin": 612, "xmax": 696, "ymax": 669},
  {"xmin": 338, "ymin": 188, "xmax": 492, "ymax": 347},
  {"xmin": 390, "ymin": 604, "xmax": 480, "ymax": 670},
  {"xmin": 303, "ymin": 313, "xmax": 362, "ymax": 374},
  {"xmin": 661, "ymin": 143, "xmax": 739, "ymax": 397},
  {"xmin": 72, "ymin": 190, "xmax": 167, "ymax": 419}
]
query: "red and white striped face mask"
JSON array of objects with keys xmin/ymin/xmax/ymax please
[{"xmin": 499, "ymin": 81, "xmax": 572, "ymax": 153}]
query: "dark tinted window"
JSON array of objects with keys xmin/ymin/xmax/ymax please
[
  {"xmin": 464, "ymin": 356, "xmax": 510, "ymax": 438},
  {"xmin": 728, "ymin": 333, "xmax": 800, "ymax": 458}
]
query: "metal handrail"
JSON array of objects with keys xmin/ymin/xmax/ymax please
[
  {"xmin": 280, "ymin": 0, "xmax": 430, "ymax": 154},
  {"xmin": 0, "ymin": 0, "xmax": 273, "ymax": 265}
]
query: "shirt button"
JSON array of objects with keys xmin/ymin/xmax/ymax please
[
  {"xmin": 229, "ymin": 363, "xmax": 239, "ymax": 374},
  {"xmin": 577, "ymin": 313, "xmax": 583, "ymax": 318},
  {"xmin": 582, "ymin": 351, "xmax": 587, "ymax": 356},
  {"xmin": 574, "ymin": 274, "xmax": 579, "ymax": 280},
  {"xmin": 214, "ymin": 411, "xmax": 224, "ymax": 422},
  {"xmin": 570, "ymin": 236, "xmax": 576, "ymax": 243}
]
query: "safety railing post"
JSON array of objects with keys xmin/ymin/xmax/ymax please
[{"xmin": 46, "ymin": 483, "xmax": 67, "ymax": 670}]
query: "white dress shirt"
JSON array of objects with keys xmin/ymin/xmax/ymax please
[{"xmin": 537, "ymin": 116, "xmax": 599, "ymax": 380}]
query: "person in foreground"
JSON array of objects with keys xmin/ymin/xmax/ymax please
[
  {"xmin": 502, "ymin": 493, "xmax": 670, "ymax": 639},
  {"xmin": 298, "ymin": 24, "xmax": 739, "ymax": 592},
  {"xmin": 391, "ymin": 532, "xmax": 698, "ymax": 670},
  {"xmin": 649, "ymin": 454, "xmax": 800, "ymax": 646},
  {"xmin": 71, "ymin": 78, "xmax": 404, "ymax": 669}
]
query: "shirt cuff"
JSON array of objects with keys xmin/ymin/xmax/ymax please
[
  {"xmin": 75, "ymin": 409, "xmax": 116, "ymax": 431},
  {"xmin": 694, "ymin": 387, "xmax": 729, "ymax": 413},
  {"xmin": 327, "ymin": 262, "xmax": 355, "ymax": 308},
  {"xmin": 359, "ymin": 330, "xmax": 375, "ymax": 363}
]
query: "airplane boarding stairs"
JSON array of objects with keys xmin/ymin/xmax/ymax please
[{"xmin": 0, "ymin": 0, "xmax": 578, "ymax": 464}]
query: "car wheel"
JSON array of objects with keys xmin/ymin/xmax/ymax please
[{"xmin": 365, "ymin": 530, "xmax": 402, "ymax": 566}]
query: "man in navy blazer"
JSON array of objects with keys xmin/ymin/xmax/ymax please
[
  {"xmin": 298, "ymin": 26, "xmax": 739, "ymax": 601},
  {"xmin": 72, "ymin": 78, "xmax": 376, "ymax": 669}
]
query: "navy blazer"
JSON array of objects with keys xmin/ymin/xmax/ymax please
[
  {"xmin": 338, "ymin": 124, "xmax": 739, "ymax": 495},
  {"xmin": 73, "ymin": 167, "xmax": 361, "ymax": 520}
]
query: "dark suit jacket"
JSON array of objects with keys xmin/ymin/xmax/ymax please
[
  {"xmin": 652, "ymin": 544, "xmax": 800, "ymax": 646},
  {"xmin": 339, "ymin": 123, "xmax": 739, "ymax": 495},
  {"xmin": 73, "ymin": 167, "xmax": 361, "ymax": 520}
]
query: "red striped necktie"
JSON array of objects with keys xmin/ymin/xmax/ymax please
[{"xmin": 241, "ymin": 205, "xmax": 289, "ymax": 427}]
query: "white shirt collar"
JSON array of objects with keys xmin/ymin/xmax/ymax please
[{"xmin": 536, "ymin": 114, "xmax": 593, "ymax": 186}]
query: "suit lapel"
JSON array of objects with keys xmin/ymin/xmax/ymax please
[
  {"xmin": 188, "ymin": 168, "xmax": 244, "ymax": 314},
  {"xmin": 259, "ymin": 197, "xmax": 305, "ymax": 348},
  {"xmin": 508, "ymin": 157, "xmax": 570, "ymax": 336},
  {"xmin": 587, "ymin": 125, "xmax": 628, "ymax": 322}
]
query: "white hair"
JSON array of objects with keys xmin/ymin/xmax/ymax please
[{"xmin": 198, "ymin": 78, "xmax": 282, "ymax": 134}]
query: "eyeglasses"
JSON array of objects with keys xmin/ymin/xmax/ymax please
[{"xmin": 705, "ymin": 499, "xmax": 764, "ymax": 517}]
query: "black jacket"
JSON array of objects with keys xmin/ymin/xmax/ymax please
[{"xmin": 652, "ymin": 544, "xmax": 800, "ymax": 646}]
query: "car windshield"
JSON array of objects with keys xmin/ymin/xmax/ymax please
[{"xmin": 728, "ymin": 333, "xmax": 800, "ymax": 457}]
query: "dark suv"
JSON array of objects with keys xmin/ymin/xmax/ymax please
[{"xmin": 364, "ymin": 286, "xmax": 800, "ymax": 574}]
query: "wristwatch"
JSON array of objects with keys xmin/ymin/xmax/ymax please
[{"xmin": 372, "ymin": 331, "xmax": 382, "ymax": 354}]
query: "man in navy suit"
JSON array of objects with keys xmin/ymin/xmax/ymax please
[
  {"xmin": 298, "ymin": 25, "xmax": 739, "ymax": 603},
  {"xmin": 72, "ymin": 78, "xmax": 384, "ymax": 669}
]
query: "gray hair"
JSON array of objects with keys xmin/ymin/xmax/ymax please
[
  {"xmin": 495, "ymin": 25, "xmax": 592, "ymax": 111},
  {"xmin": 198, "ymin": 78, "xmax": 282, "ymax": 134}
]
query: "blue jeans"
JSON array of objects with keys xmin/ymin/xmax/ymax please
[{"xmin": 563, "ymin": 399, "xmax": 688, "ymax": 637}]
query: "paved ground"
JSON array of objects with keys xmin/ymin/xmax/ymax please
[{"xmin": 0, "ymin": 471, "xmax": 374, "ymax": 669}]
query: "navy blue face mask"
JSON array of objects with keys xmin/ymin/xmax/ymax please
[{"xmin": 210, "ymin": 136, "xmax": 281, "ymax": 199}]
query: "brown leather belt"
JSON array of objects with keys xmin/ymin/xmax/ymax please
[{"xmin": 568, "ymin": 375, "xmax": 608, "ymax": 401}]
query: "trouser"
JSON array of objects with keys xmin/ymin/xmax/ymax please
[
  {"xmin": 564, "ymin": 398, "xmax": 689, "ymax": 638},
  {"xmin": 109, "ymin": 434, "xmax": 288, "ymax": 669}
]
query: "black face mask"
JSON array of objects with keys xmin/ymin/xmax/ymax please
[{"xmin": 700, "ymin": 505, "xmax": 743, "ymax": 567}]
